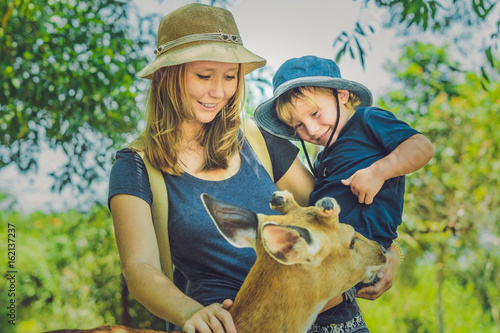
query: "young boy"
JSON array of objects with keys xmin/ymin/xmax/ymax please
[{"xmin": 254, "ymin": 56, "xmax": 434, "ymax": 332}]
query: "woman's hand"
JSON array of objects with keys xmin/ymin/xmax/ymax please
[
  {"xmin": 355, "ymin": 246, "xmax": 400, "ymax": 300},
  {"xmin": 341, "ymin": 167, "xmax": 384, "ymax": 205},
  {"xmin": 182, "ymin": 299, "xmax": 236, "ymax": 333}
]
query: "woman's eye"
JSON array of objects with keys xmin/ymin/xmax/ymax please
[
  {"xmin": 294, "ymin": 123, "xmax": 303, "ymax": 130},
  {"xmin": 312, "ymin": 111, "xmax": 319, "ymax": 118},
  {"xmin": 197, "ymin": 74, "xmax": 210, "ymax": 80},
  {"xmin": 225, "ymin": 75, "xmax": 236, "ymax": 80}
]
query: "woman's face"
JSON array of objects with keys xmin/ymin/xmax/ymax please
[{"xmin": 185, "ymin": 61, "xmax": 239, "ymax": 124}]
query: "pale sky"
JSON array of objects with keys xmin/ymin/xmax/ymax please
[{"xmin": 137, "ymin": 0, "xmax": 400, "ymax": 99}]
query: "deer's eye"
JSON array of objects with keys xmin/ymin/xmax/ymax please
[{"xmin": 350, "ymin": 237, "xmax": 356, "ymax": 250}]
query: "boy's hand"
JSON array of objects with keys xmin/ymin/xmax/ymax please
[{"xmin": 341, "ymin": 167, "xmax": 384, "ymax": 204}]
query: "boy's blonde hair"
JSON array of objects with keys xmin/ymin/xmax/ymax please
[
  {"xmin": 131, "ymin": 64, "xmax": 245, "ymax": 175},
  {"xmin": 275, "ymin": 86, "xmax": 361, "ymax": 128}
]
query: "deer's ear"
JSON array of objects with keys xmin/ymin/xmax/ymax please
[
  {"xmin": 261, "ymin": 222, "xmax": 321, "ymax": 265},
  {"xmin": 201, "ymin": 194, "xmax": 258, "ymax": 248}
]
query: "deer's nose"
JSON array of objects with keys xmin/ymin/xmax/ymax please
[
  {"xmin": 320, "ymin": 198, "xmax": 334, "ymax": 211},
  {"xmin": 381, "ymin": 245, "xmax": 387, "ymax": 254}
]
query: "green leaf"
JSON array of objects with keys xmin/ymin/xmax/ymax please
[
  {"xmin": 485, "ymin": 46, "xmax": 494, "ymax": 67},
  {"xmin": 472, "ymin": 0, "xmax": 497, "ymax": 19},
  {"xmin": 354, "ymin": 36, "xmax": 366, "ymax": 69}
]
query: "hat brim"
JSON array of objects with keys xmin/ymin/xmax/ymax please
[
  {"xmin": 137, "ymin": 42, "xmax": 266, "ymax": 79},
  {"xmin": 254, "ymin": 76, "xmax": 373, "ymax": 141}
]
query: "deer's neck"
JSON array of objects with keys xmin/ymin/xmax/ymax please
[{"xmin": 229, "ymin": 254, "xmax": 329, "ymax": 333}]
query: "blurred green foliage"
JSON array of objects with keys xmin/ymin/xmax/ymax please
[
  {"xmin": 0, "ymin": 204, "xmax": 164, "ymax": 332},
  {"xmin": 0, "ymin": 0, "xmax": 149, "ymax": 193},
  {"xmin": 360, "ymin": 262, "xmax": 499, "ymax": 332},
  {"xmin": 360, "ymin": 42, "xmax": 500, "ymax": 332}
]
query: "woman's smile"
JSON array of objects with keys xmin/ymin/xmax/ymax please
[{"xmin": 199, "ymin": 102, "xmax": 219, "ymax": 111}]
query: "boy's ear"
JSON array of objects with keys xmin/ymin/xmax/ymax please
[{"xmin": 337, "ymin": 89, "xmax": 351, "ymax": 104}]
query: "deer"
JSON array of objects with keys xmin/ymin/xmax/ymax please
[
  {"xmin": 46, "ymin": 190, "xmax": 386, "ymax": 333},
  {"xmin": 200, "ymin": 190, "xmax": 387, "ymax": 333}
]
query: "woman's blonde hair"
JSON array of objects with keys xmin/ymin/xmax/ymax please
[
  {"xmin": 131, "ymin": 64, "xmax": 245, "ymax": 175},
  {"xmin": 275, "ymin": 86, "xmax": 361, "ymax": 127}
]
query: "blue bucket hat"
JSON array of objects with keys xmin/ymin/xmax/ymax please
[{"xmin": 254, "ymin": 56, "xmax": 373, "ymax": 141}]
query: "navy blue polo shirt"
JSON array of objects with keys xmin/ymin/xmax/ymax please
[{"xmin": 310, "ymin": 106, "xmax": 420, "ymax": 248}]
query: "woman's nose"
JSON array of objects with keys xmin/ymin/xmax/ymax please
[{"xmin": 209, "ymin": 78, "xmax": 225, "ymax": 98}]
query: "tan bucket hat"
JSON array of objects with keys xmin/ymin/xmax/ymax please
[{"xmin": 137, "ymin": 3, "xmax": 267, "ymax": 79}]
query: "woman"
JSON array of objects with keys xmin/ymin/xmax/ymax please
[{"xmin": 108, "ymin": 4, "xmax": 313, "ymax": 333}]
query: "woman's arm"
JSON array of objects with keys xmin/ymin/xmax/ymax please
[
  {"xmin": 110, "ymin": 194, "xmax": 236, "ymax": 333},
  {"xmin": 319, "ymin": 295, "xmax": 343, "ymax": 312},
  {"xmin": 275, "ymin": 157, "xmax": 314, "ymax": 207}
]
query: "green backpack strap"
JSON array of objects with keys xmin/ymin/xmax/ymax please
[
  {"xmin": 242, "ymin": 117, "xmax": 274, "ymax": 181},
  {"xmin": 132, "ymin": 119, "xmax": 272, "ymax": 282},
  {"xmin": 136, "ymin": 151, "xmax": 174, "ymax": 281}
]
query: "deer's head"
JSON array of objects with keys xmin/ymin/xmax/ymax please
[{"xmin": 202, "ymin": 190, "xmax": 386, "ymax": 290}]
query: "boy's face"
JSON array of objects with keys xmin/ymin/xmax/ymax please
[{"xmin": 289, "ymin": 90, "xmax": 349, "ymax": 147}]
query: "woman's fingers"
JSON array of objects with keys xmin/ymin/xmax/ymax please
[
  {"xmin": 222, "ymin": 298, "xmax": 234, "ymax": 310},
  {"xmin": 182, "ymin": 302, "xmax": 236, "ymax": 333},
  {"xmin": 356, "ymin": 250, "xmax": 399, "ymax": 301},
  {"xmin": 212, "ymin": 302, "xmax": 236, "ymax": 333},
  {"xmin": 356, "ymin": 273, "xmax": 391, "ymax": 300}
]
